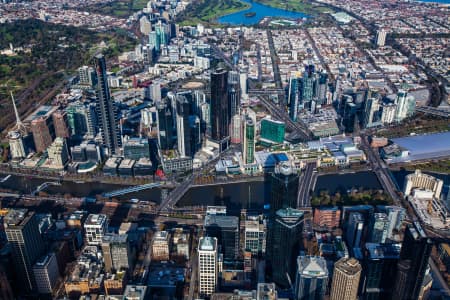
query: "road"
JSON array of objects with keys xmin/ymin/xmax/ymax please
[
  {"xmin": 297, "ymin": 163, "xmax": 316, "ymax": 208},
  {"xmin": 266, "ymin": 30, "xmax": 282, "ymax": 89}
]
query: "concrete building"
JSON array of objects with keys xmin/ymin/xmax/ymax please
[
  {"xmin": 295, "ymin": 256, "xmax": 329, "ymax": 300},
  {"xmin": 244, "ymin": 218, "xmax": 266, "ymax": 255},
  {"xmin": 330, "ymin": 257, "xmax": 361, "ymax": 300},
  {"xmin": 8, "ymin": 130, "xmax": 26, "ymax": 160},
  {"xmin": 52, "ymin": 110, "xmax": 70, "ymax": 138},
  {"xmin": 33, "ymin": 253, "xmax": 60, "ymax": 295},
  {"xmin": 205, "ymin": 214, "xmax": 239, "ymax": 260},
  {"xmin": 84, "ymin": 214, "xmax": 108, "ymax": 246},
  {"xmin": 123, "ymin": 285, "xmax": 148, "ymax": 300},
  {"xmin": 376, "ymin": 29, "xmax": 387, "ymax": 47},
  {"xmin": 46, "ymin": 137, "xmax": 70, "ymax": 169},
  {"xmin": 152, "ymin": 231, "xmax": 170, "ymax": 261},
  {"xmin": 102, "ymin": 234, "xmax": 133, "ymax": 273},
  {"xmin": 31, "ymin": 117, "xmax": 54, "ymax": 153},
  {"xmin": 198, "ymin": 237, "xmax": 218, "ymax": 296},
  {"xmin": 5, "ymin": 209, "xmax": 45, "ymax": 293}
]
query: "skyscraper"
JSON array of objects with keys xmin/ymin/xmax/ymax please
[
  {"xmin": 94, "ymin": 54, "xmax": 122, "ymax": 155},
  {"xmin": 52, "ymin": 110, "xmax": 70, "ymax": 139},
  {"xmin": 210, "ymin": 68, "xmax": 229, "ymax": 151},
  {"xmin": 31, "ymin": 117, "xmax": 54, "ymax": 153},
  {"xmin": 228, "ymin": 70, "xmax": 240, "ymax": 119},
  {"xmin": 243, "ymin": 116, "xmax": 255, "ymax": 164},
  {"xmin": 330, "ymin": 257, "xmax": 361, "ymax": 300},
  {"xmin": 5, "ymin": 209, "xmax": 45, "ymax": 293},
  {"xmin": 270, "ymin": 163, "xmax": 299, "ymax": 214},
  {"xmin": 267, "ymin": 208, "xmax": 304, "ymax": 287},
  {"xmin": 156, "ymin": 99, "xmax": 174, "ymax": 150},
  {"xmin": 204, "ymin": 214, "xmax": 239, "ymax": 260},
  {"xmin": 176, "ymin": 95, "xmax": 191, "ymax": 157},
  {"xmin": 300, "ymin": 64, "xmax": 316, "ymax": 110},
  {"xmin": 287, "ymin": 74, "xmax": 300, "ymax": 121},
  {"xmin": 369, "ymin": 213, "xmax": 389, "ymax": 243},
  {"xmin": 294, "ymin": 256, "xmax": 328, "ymax": 300},
  {"xmin": 8, "ymin": 130, "xmax": 26, "ymax": 160},
  {"xmin": 198, "ymin": 237, "xmax": 218, "ymax": 296},
  {"xmin": 346, "ymin": 212, "xmax": 364, "ymax": 250},
  {"xmin": 392, "ymin": 222, "xmax": 432, "ymax": 300},
  {"xmin": 394, "ymin": 90, "xmax": 415, "ymax": 122}
]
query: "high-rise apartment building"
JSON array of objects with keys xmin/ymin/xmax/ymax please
[
  {"xmin": 176, "ymin": 95, "xmax": 191, "ymax": 157},
  {"xmin": 94, "ymin": 54, "xmax": 122, "ymax": 155},
  {"xmin": 210, "ymin": 68, "xmax": 229, "ymax": 151},
  {"xmin": 198, "ymin": 237, "xmax": 218, "ymax": 296},
  {"xmin": 294, "ymin": 256, "xmax": 328, "ymax": 300},
  {"xmin": 52, "ymin": 110, "xmax": 70, "ymax": 138},
  {"xmin": 5, "ymin": 209, "xmax": 45, "ymax": 293},
  {"xmin": 330, "ymin": 257, "xmax": 362, "ymax": 300},
  {"xmin": 31, "ymin": 117, "xmax": 54, "ymax": 153}
]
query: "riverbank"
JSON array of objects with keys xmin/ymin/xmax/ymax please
[{"xmin": 253, "ymin": 0, "xmax": 331, "ymax": 14}]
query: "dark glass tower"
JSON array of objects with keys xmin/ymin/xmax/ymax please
[
  {"xmin": 94, "ymin": 54, "xmax": 122, "ymax": 155},
  {"xmin": 228, "ymin": 70, "xmax": 240, "ymax": 119},
  {"xmin": 270, "ymin": 162, "xmax": 299, "ymax": 214},
  {"xmin": 156, "ymin": 99, "xmax": 174, "ymax": 150},
  {"xmin": 5, "ymin": 209, "xmax": 45, "ymax": 294},
  {"xmin": 267, "ymin": 208, "xmax": 304, "ymax": 288},
  {"xmin": 176, "ymin": 95, "xmax": 191, "ymax": 157},
  {"xmin": 392, "ymin": 222, "xmax": 432, "ymax": 300},
  {"xmin": 210, "ymin": 68, "xmax": 229, "ymax": 150},
  {"xmin": 204, "ymin": 214, "xmax": 239, "ymax": 260}
]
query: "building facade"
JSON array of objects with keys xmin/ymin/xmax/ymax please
[
  {"xmin": 198, "ymin": 237, "xmax": 218, "ymax": 296},
  {"xmin": 330, "ymin": 257, "xmax": 361, "ymax": 300}
]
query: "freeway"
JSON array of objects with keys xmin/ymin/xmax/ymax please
[
  {"xmin": 297, "ymin": 163, "xmax": 316, "ymax": 208},
  {"xmin": 416, "ymin": 106, "xmax": 450, "ymax": 118}
]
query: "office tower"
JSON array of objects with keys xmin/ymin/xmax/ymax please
[
  {"xmin": 84, "ymin": 214, "xmax": 108, "ymax": 246},
  {"xmin": 210, "ymin": 68, "xmax": 229, "ymax": 151},
  {"xmin": 244, "ymin": 217, "xmax": 266, "ymax": 255},
  {"xmin": 204, "ymin": 214, "xmax": 239, "ymax": 260},
  {"xmin": 189, "ymin": 115, "xmax": 201, "ymax": 156},
  {"xmin": 392, "ymin": 222, "xmax": 433, "ymax": 300},
  {"xmin": 123, "ymin": 138, "xmax": 150, "ymax": 160},
  {"xmin": 66, "ymin": 101, "xmax": 98, "ymax": 138},
  {"xmin": 394, "ymin": 90, "xmax": 415, "ymax": 122},
  {"xmin": 270, "ymin": 163, "xmax": 299, "ymax": 213},
  {"xmin": 94, "ymin": 54, "xmax": 122, "ymax": 155},
  {"xmin": 260, "ymin": 118, "xmax": 285, "ymax": 145},
  {"xmin": 176, "ymin": 95, "xmax": 191, "ymax": 157},
  {"xmin": 287, "ymin": 75, "xmax": 300, "ymax": 121},
  {"xmin": 243, "ymin": 116, "xmax": 255, "ymax": 164},
  {"xmin": 198, "ymin": 237, "xmax": 218, "ymax": 296},
  {"xmin": 102, "ymin": 234, "xmax": 133, "ymax": 273},
  {"xmin": 294, "ymin": 256, "xmax": 328, "ymax": 300},
  {"xmin": 33, "ymin": 253, "xmax": 59, "ymax": 295},
  {"xmin": 369, "ymin": 213, "xmax": 389, "ymax": 243},
  {"xmin": 155, "ymin": 21, "xmax": 169, "ymax": 46},
  {"xmin": 228, "ymin": 71, "xmax": 240, "ymax": 119},
  {"xmin": 364, "ymin": 97, "xmax": 382, "ymax": 128},
  {"xmin": 5, "ymin": 209, "xmax": 45, "ymax": 293},
  {"xmin": 377, "ymin": 206, "xmax": 405, "ymax": 240},
  {"xmin": 346, "ymin": 212, "xmax": 364, "ymax": 250},
  {"xmin": 156, "ymin": 99, "xmax": 174, "ymax": 150},
  {"xmin": 316, "ymin": 71, "xmax": 328, "ymax": 105},
  {"xmin": 78, "ymin": 66, "xmax": 96, "ymax": 86},
  {"xmin": 300, "ymin": 64, "xmax": 317, "ymax": 110},
  {"xmin": 8, "ymin": 130, "xmax": 26, "ymax": 160},
  {"xmin": 363, "ymin": 243, "xmax": 401, "ymax": 299},
  {"xmin": 342, "ymin": 99, "xmax": 358, "ymax": 133},
  {"xmin": 330, "ymin": 257, "xmax": 361, "ymax": 300},
  {"xmin": 267, "ymin": 208, "xmax": 304, "ymax": 287},
  {"xmin": 52, "ymin": 110, "xmax": 70, "ymax": 138},
  {"xmin": 376, "ymin": 29, "xmax": 387, "ymax": 47},
  {"xmin": 31, "ymin": 117, "xmax": 54, "ymax": 153}
]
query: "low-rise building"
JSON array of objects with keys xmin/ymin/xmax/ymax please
[{"xmin": 152, "ymin": 231, "xmax": 171, "ymax": 260}]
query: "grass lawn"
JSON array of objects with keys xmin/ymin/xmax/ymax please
[
  {"xmin": 83, "ymin": 0, "xmax": 149, "ymax": 18},
  {"xmin": 255, "ymin": 0, "xmax": 331, "ymax": 14},
  {"xmin": 177, "ymin": 0, "xmax": 251, "ymax": 26}
]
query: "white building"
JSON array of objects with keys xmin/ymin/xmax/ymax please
[
  {"xmin": 376, "ymin": 29, "xmax": 387, "ymax": 47},
  {"xmin": 395, "ymin": 90, "xmax": 415, "ymax": 122},
  {"xmin": 139, "ymin": 16, "xmax": 151, "ymax": 36},
  {"xmin": 47, "ymin": 137, "xmax": 69, "ymax": 168},
  {"xmin": 84, "ymin": 214, "xmax": 108, "ymax": 246},
  {"xmin": 198, "ymin": 237, "xmax": 218, "ymax": 296},
  {"xmin": 194, "ymin": 56, "xmax": 210, "ymax": 70},
  {"xmin": 33, "ymin": 253, "xmax": 59, "ymax": 294},
  {"xmin": 8, "ymin": 130, "xmax": 26, "ymax": 160},
  {"xmin": 244, "ymin": 218, "xmax": 266, "ymax": 255},
  {"xmin": 149, "ymin": 82, "xmax": 161, "ymax": 102}
]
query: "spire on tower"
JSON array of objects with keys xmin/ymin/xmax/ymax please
[{"xmin": 10, "ymin": 91, "xmax": 27, "ymax": 134}]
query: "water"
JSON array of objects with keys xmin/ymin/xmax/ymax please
[
  {"xmin": 218, "ymin": 0, "xmax": 309, "ymax": 25},
  {"xmin": 416, "ymin": 0, "xmax": 450, "ymax": 4}
]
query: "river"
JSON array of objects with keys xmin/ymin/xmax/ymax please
[{"xmin": 218, "ymin": 0, "xmax": 309, "ymax": 25}]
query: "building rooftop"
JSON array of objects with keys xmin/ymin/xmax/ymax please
[
  {"xmin": 4, "ymin": 209, "xmax": 32, "ymax": 227},
  {"xmin": 102, "ymin": 233, "xmax": 128, "ymax": 244},
  {"xmin": 154, "ymin": 231, "xmax": 169, "ymax": 241},
  {"xmin": 199, "ymin": 236, "xmax": 217, "ymax": 251},
  {"xmin": 334, "ymin": 257, "xmax": 362, "ymax": 276},
  {"xmin": 204, "ymin": 215, "xmax": 239, "ymax": 229},
  {"xmin": 34, "ymin": 253, "xmax": 54, "ymax": 268},
  {"xmin": 298, "ymin": 256, "xmax": 329, "ymax": 278},
  {"xmin": 123, "ymin": 285, "xmax": 147, "ymax": 300},
  {"xmin": 276, "ymin": 207, "xmax": 304, "ymax": 218},
  {"xmin": 365, "ymin": 243, "xmax": 402, "ymax": 259},
  {"xmin": 24, "ymin": 105, "xmax": 58, "ymax": 122},
  {"xmin": 257, "ymin": 283, "xmax": 277, "ymax": 300},
  {"xmin": 85, "ymin": 214, "xmax": 107, "ymax": 226}
]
